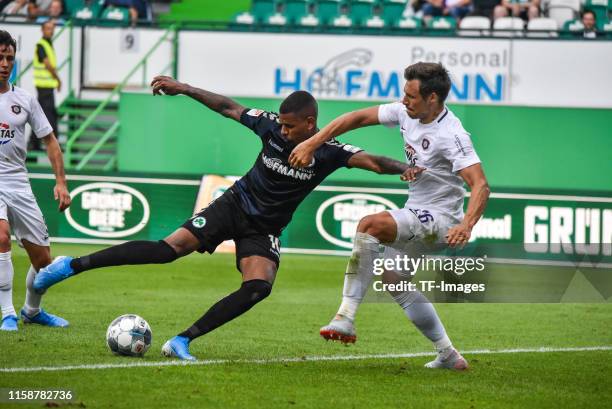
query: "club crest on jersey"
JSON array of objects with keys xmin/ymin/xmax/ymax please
[
  {"xmin": 192, "ymin": 216, "xmax": 206, "ymax": 228},
  {"xmin": 422, "ymin": 138, "xmax": 430, "ymax": 150},
  {"xmin": 404, "ymin": 143, "xmax": 417, "ymax": 167},
  {"xmin": 0, "ymin": 122, "xmax": 15, "ymax": 144},
  {"xmin": 11, "ymin": 104, "xmax": 21, "ymax": 115},
  {"xmin": 246, "ymin": 109, "xmax": 264, "ymax": 117}
]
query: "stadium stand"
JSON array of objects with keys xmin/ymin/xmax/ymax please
[
  {"xmin": 205, "ymin": 0, "xmax": 610, "ymax": 36},
  {"xmin": 2, "ymin": 0, "xmax": 609, "ymax": 36}
]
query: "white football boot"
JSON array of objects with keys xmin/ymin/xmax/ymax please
[
  {"xmin": 425, "ymin": 347, "xmax": 469, "ymax": 370},
  {"xmin": 319, "ymin": 315, "xmax": 357, "ymax": 344}
]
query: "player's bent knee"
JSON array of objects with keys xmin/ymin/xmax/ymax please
[
  {"xmin": 357, "ymin": 213, "xmax": 396, "ymax": 242},
  {"xmin": 241, "ymin": 279, "xmax": 273, "ymax": 305},
  {"xmin": 0, "ymin": 234, "xmax": 11, "ymax": 252},
  {"xmin": 163, "ymin": 228, "xmax": 200, "ymax": 257},
  {"xmin": 357, "ymin": 215, "xmax": 377, "ymax": 234}
]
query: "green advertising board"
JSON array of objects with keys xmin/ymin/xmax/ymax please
[
  {"xmin": 28, "ymin": 173, "xmax": 611, "ymax": 267},
  {"xmin": 29, "ymin": 174, "xmax": 200, "ymax": 243}
]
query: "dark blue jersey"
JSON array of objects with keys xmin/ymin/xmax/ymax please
[{"xmin": 230, "ymin": 108, "xmax": 362, "ymax": 235}]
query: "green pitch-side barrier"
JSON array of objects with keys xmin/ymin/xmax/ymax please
[
  {"xmin": 117, "ymin": 93, "xmax": 612, "ymax": 193},
  {"xmin": 27, "ymin": 172, "xmax": 612, "ymax": 269}
]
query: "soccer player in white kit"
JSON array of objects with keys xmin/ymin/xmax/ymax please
[
  {"xmin": 289, "ymin": 62, "xmax": 490, "ymax": 370},
  {"xmin": 0, "ymin": 30, "xmax": 71, "ymax": 331}
]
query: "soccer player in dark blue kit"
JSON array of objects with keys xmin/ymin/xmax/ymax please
[{"xmin": 34, "ymin": 76, "xmax": 418, "ymax": 360}]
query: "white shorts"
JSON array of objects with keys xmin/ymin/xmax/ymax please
[
  {"xmin": 383, "ymin": 206, "xmax": 459, "ymax": 276},
  {"xmin": 0, "ymin": 189, "xmax": 50, "ymax": 247}
]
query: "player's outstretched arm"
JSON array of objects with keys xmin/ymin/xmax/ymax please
[
  {"xmin": 43, "ymin": 132, "xmax": 71, "ymax": 212},
  {"xmin": 289, "ymin": 106, "xmax": 380, "ymax": 168},
  {"xmin": 446, "ymin": 163, "xmax": 490, "ymax": 247},
  {"xmin": 150, "ymin": 75, "xmax": 244, "ymax": 121},
  {"xmin": 348, "ymin": 152, "xmax": 425, "ymax": 181}
]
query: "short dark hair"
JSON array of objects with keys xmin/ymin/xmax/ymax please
[
  {"xmin": 279, "ymin": 90, "xmax": 318, "ymax": 118},
  {"xmin": 404, "ymin": 62, "xmax": 451, "ymax": 104},
  {"xmin": 42, "ymin": 19, "xmax": 55, "ymax": 29},
  {"xmin": 582, "ymin": 10, "xmax": 596, "ymax": 19},
  {"xmin": 0, "ymin": 30, "xmax": 17, "ymax": 53}
]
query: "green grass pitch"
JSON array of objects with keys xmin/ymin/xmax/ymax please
[{"xmin": 1, "ymin": 244, "xmax": 610, "ymax": 408}]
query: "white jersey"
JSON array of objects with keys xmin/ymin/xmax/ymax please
[
  {"xmin": 0, "ymin": 84, "xmax": 52, "ymax": 191},
  {"xmin": 378, "ymin": 102, "xmax": 480, "ymax": 221}
]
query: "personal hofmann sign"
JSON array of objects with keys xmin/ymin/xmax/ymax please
[
  {"xmin": 179, "ymin": 31, "xmax": 612, "ymax": 108},
  {"xmin": 27, "ymin": 173, "xmax": 611, "ymax": 266}
]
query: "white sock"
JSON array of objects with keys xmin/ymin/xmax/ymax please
[
  {"xmin": 0, "ymin": 251, "xmax": 16, "ymax": 319},
  {"xmin": 24, "ymin": 265, "xmax": 42, "ymax": 316},
  {"xmin": 393, "ymin": 289, "xmax": 453, "ymax": 354},
  {"xmin": 337, "ymin": 232, "xmax": 380, "ymax": 322}
]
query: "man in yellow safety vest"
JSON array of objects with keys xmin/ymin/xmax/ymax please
[{"xmin": 31, "ymin": 19, "xmax": 61, "ymax": 151}]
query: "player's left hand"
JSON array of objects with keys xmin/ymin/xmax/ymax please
[
  {"xmin": 289, "ymin": 140, "xmax": 316, "ymax": 168},
  {"xmin": 54, "ymin": 183, "xmax": 71, "ymax": 212},
  {"xmin": 446, "ymin": 223, "xmax": 471, "ymax": 248}
]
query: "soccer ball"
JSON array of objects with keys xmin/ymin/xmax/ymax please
[{"xmin": 106, "ymin": 314, "xmax": 152, "ymax": 357}]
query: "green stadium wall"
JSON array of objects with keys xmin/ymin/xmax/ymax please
[{"xmin": 118, "ymin": 92, "xmax": 612, "ymax": 193}]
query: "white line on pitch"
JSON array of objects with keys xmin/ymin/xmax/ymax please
[{"xmin": 1, "ymin": 346, "xmax": 610, "ymax": 373}]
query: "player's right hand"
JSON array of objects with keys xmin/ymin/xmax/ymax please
[
  {"xmin": 54, "ymin": 183, "xmax": 71, "ymax": 212},
  {"xmin": 400, "ymin": 166, "xmax": 426, "ymax": 182},
  {"xmin": 289, "ymin": 140, "xmax": 316, "ymax": 168},
  {"xmin": 446, "ymin": 223, "xmax": 471, "ymax": 248},
  {"xmin": 151, "ymin": 75, "xmax": 187, "ymax": 96}
]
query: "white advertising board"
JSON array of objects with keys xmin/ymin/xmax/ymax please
[
  {"xmin": 178, "ymin": 31, "xmax": 612, "ymax": 108},
  {"xmin": 83, "ymin": 27, "xmax": 173, "ymax": 88},
  {"xmin": 509, "ymin": 40, "xmax": 612, "ymax": 108}
]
